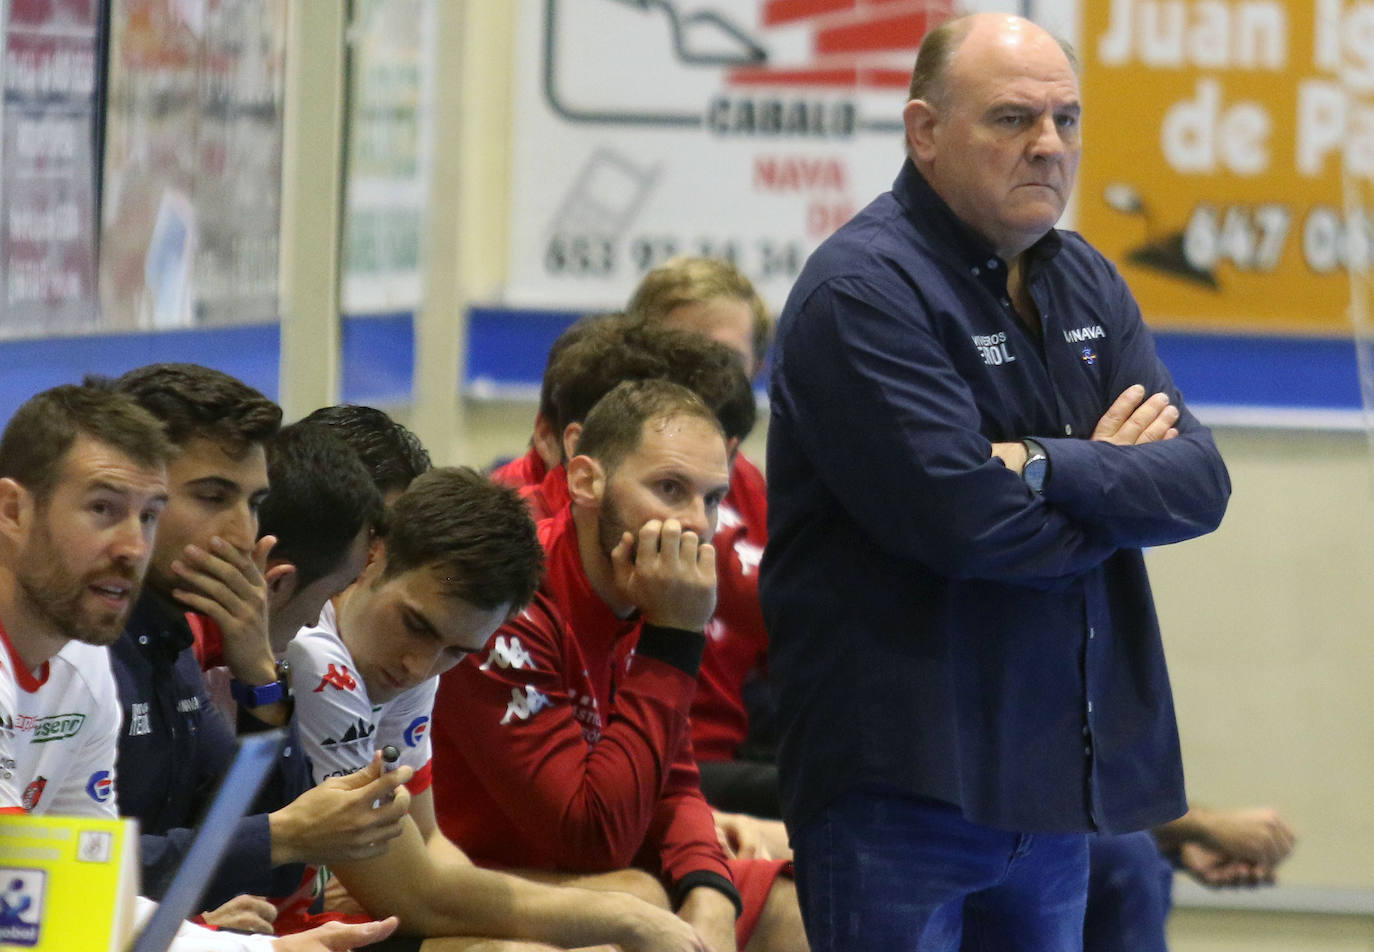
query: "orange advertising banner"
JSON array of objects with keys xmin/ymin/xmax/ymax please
[{"xmin": 1075, "ymin": 0, "xmax": 1371, "ymax": 334}]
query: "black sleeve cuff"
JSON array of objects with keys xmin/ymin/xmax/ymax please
[
  {"xmin": 671, "ymin": 870, "xmax": 743, "ymax": 919},
  {"xmin": 635, "ymin": 623, "xmax": 706, "ymax": 677}
]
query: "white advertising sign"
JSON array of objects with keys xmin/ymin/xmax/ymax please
[{"xmin": 506, "ymin": 0, "xmax": 1072, "ymax": 314}]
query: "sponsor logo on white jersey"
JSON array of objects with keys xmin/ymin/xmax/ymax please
[
  {"xmin": 31, "ymin": 713, "xmax": 84, "ymax": 743},
  {"xmin": 321, "ymin": 718, "xmax": 375, "ymax": 747}
]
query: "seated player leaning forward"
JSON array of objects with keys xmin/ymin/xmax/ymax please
[
  {"xmin": 495, "ymin": 316, "xmax": 779, "ymax": 829},
  {"xmin": 625, "ymin": 257, "xmax": 779, "ymax": 823},
  {"xmin": 431, "ymin": 380, "xmax": 806, "ymax": 952},
  {"xmin": 288, "ymin": 466, "xmax": 712, "ymax": 952},
  {"xmin": 0, "ymin": 383, "xmax": 400, "ymax": 952}
]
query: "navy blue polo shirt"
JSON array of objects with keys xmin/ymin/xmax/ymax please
[
  {"xmin": 112, "ymin": 590, "xmax": 310, "ymax": 906},
  {"xmin": 761, "ymin": 160, "xmax": 1230, "ymax": 835}
]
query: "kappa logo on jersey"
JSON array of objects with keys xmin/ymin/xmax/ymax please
[
  {"xmin": 85, "ymin": 770, "xmax": 113, "ymax": 803},
  {"xmin": 404, "ymin": 716, "xmax": 429, "ymax": 748},
  {"xmin": 30, "ymin": 713, "xmax": 84, "ymax": 744},
  {"xmin": 21, "ymin": 776, "xmax": 46, "ymax": 811},
  {"xmin": 480, "ymin": 635, "xmax": 533, "ymax": 672},
  {"xmin": 313, "ymin": 663, "xmax": 358, "ymax": 693},
  {"xmin": 320, "ymin": 718, "xmax": 375, "ymax": 747},
  {"xmin": 717, "ymin": 504, "xmax": 743, "ymax": 530},
  {"xmin": 500, "ymin": 685, "xmax": 552, "ymax": 725},
  {"xmin": 734, "ymin": 538, "xmax": 763, "ymax": 577}
]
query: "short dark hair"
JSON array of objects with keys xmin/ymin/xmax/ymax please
[
  {"xmin": 0, "ymin": 383, "xmax": 172, "ymax": 502},
  {"xmin": 575, "ymin": 379, "xmax": 725, "ymax": 475},
  {"xmin": 113, "ymin": 363, "xmax": 281, "ymax": 456},
  {"xmin": 383, "ymin": 467, "xmax": 543, "ymax": 613},
  {"xmin": 626, "ymin": 256, "xmax": 772, "ymax": 368},
  {"xmin": 299, "ymin": 405, "xmax": 431, "ymax": 498},
  {"xmin": 538, "ymin": 313, "xmax": 623, "ymax": 422},
  {"xmin": 258, "ymin": 421, "xmax": 386, "ymax": 590},
  {"xmin": 548, "ymin": 320, "xmax": 755, "ymax": 447}
]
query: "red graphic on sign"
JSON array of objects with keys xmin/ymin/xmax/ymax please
[{"xmin": 729, "ymin": 0, "xmax": 954, "ymax": 90}]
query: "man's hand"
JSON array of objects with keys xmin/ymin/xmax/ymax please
[
  {"xmin": 201, "ymin": 894, "xmax": 276, "ymax": 934},
  {"xmin": 269, "ymin": 751, "xmax": 413, "ymax": 867},
  {"xmin": 1092, "ymin": 384, "xmax": 1180, "ymax": 445},
  {"xmin": 1177, "ymin": 841, "xmax": 1275, "ymax": 888},
  {"xmin": 611, "ymin": 519, "xmax": 717, "ymax": 631},
  {"xmin": 172, "ymin": 535, "xmax": 288, "ymax": 689},
  {"xmin": 271, "ymin": 916, "xmax": 399, "ymax": 951},
  {"xmin": 990, "ymin": 442, "xmax": 1028, "ymax": 473},
  {"xmin": 610, "ymin": 892, "xmax": 716, "ymax": 952},
  {"xmin": 677, "ymin": 886, "xmax": 737, "ymax": 952},
  {"xmin": 714, "ymin": 811, "xmax": 771, "ymax": 860},
  {"xmin": 1183, "ymin": 806, "xmax": 1296, "ymax": 868}
]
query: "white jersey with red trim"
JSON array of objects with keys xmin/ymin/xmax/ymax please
[
  {"xmin": 0, "ymin": 626, "xmax": 120, "ymax": 818},
  {"xmin": 287, "ymin": 601, "xmax": 435, "ymax": 791}
]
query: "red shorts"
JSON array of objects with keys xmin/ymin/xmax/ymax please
[{"xmin": 728, "ymin": 857, "xmax": 793, "ymax": 946}]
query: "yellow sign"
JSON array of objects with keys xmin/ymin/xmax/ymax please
[
  {"xmin": 0, "ymin": 813, "xmax": 139, "ymax": 951},
  {"xmin": 1076, "ymin": 0, "xmax": 1374, "ymax": 333}
]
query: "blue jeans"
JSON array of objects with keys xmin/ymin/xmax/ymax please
[
  {"xmin": 1083, "ymin": 831, "xmax": 1173, "ymax": 952},
  {"xmin": 792, "ymin": 787, "xmax": 1089, "ymax": 952}
]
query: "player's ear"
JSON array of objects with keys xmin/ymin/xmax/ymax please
[
  {"xmin": 566, "ymin": 454, "xmax": 604, "ymax": 507},
  {"xmin": 532, "ymin": 412, "xmax": 562, "ymax": 469},
  {"xmin": 0, "ymin": 478, "xmax": 34, "ymax": 549},
  {"xmin": 903, "ymin": 97, "xmax": 940, "ymax": 162},
  {"xmin": 265, "ymin": 561, "xmax": 298, "ymax": 608},
  {"xmin": 560, "ymin": 422, "xmax": 583, "ymax": 465}
]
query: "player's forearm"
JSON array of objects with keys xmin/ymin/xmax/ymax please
[{"xmin": 372, "ymin": 857, "xmax": 651, "ymax": 947}]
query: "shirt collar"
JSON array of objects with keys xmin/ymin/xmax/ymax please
[
  {"xmin": 541, "ymin": 507, "xmax": 639, "ymax": 659},
  {"xmin": 0, "ymin": 616, "xmax": 47, "ymax": 692},
  {"xmin": 125, "ymin": 588, "xmax": 195, "ymax": 656},
  {"xmin": 892, "ymin": 159, "xmax": 1063, "ymax": 276}
]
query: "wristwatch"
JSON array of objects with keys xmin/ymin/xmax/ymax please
[
  {"xmin": 1021, "ymin": 438, "xmax": 1049, "ymax": 494},
  {"xmin": 230, "ymin": 659, "xmax": 291, "ymax": 708}
]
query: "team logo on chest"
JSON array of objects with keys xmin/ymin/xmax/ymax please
[
  {"xmin": 1063, "ymin": 324, "xmax": 1106, "ymax": 344},
  {"xmin": 127, "ymin": 703, "xmax": 151, "ymax": 737},
  {"xmin": 971, "ymin": 332, "xmax": 1016, "ymax": 366}
]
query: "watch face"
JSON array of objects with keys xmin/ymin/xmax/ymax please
[{"xmin": 1024, "ymin": 456, "xmax": 1048, "ymax": 493}]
